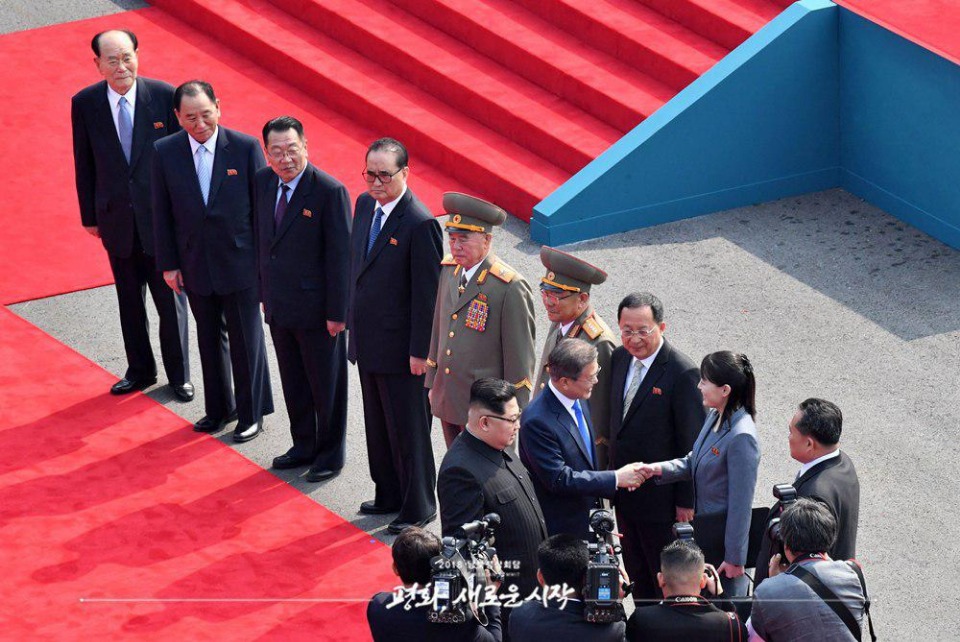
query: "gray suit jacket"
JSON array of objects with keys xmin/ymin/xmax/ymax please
[
  {"xmin": 658, "ymin": 407, "xmax": 760, "ymax": 566},
  {"xmin": 749, "ymin": 560, "xmax": 866, "ymax": 641}
]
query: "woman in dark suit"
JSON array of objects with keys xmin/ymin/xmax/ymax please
[{"xmin": 642, "ymin": 351, "xmax": 760, "ymax": 596}]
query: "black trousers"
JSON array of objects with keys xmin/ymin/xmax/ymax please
[
  {"xmin": 359, "ymin": 368, "xmax": 436, "ymax": 522},
  {"xmin": 187, "ymin": 286, "xmax": 273, "ymax": 425},
  {"xmin": 616, "ymin": 509, "xmax": 675, "ymax": 606},
  {"xmin": 108, "ymin": 247, "xmax": 189, "ymax": 384},
  {"xmin": 270, "ymin": 324, "xmax": 347, "ymax": 470}
]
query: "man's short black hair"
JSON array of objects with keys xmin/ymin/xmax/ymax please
[
  {"xmin": 781, "ymin": 497, "xmax": 838, "ymax": 556},
  {"xmin": 174, "ymin": 80, "xmax": 217, "ymax": 111},
  {"xmin": 538, "ymin": 533, "xmax": 589, "ymax": 594},
  {"xmin": 392, "ymin": 527, "xmax": 441, "ymax": 585},
  {"xmin": 367, "ymin": 137, "xmax": 408, "ymax": 170},
  {"xmin": 262, "ymin": 116, "xmax": 305, "ymax": 145},
  {"xmin": 795, "ymin": 398, "xmax": 843, "ymax": 446},
  {"xmin": 548, "ymin": 338, "xmax": 598, "ymax": 382},
  {"xmin": 617, "ymin": 291, "xmax": 664, "ymax": 323},
  {"xmin": 91, "ymin": 30, "xmax": 138, "ymax": 56},
  {"xmin": 469, "ymin": 378, "xmax": 517, "ymax": 415},
  {"xmin": 659, "ymin": 540, "xmax": 705, "ymax": 585}
]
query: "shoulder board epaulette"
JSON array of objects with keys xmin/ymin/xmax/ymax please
[
  {"xmin": 440, "ymin": 254, "xmax": 457, "ymax": 266},
  {"xmin": 488, "ymin": 261, "xmax": 516, "ymax": 283},
  {"xmin": 582, "ymin": 316, "xmax": 603, "ymax": 340}
]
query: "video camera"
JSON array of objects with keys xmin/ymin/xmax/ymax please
[
  {"xmin": 428, "ymin": 513, "xmax": 501, "ymax": 624},
  {"xmin": 765, "ymin": 484, "xmax": 798, "ymax": 560},
  {"xmin": 583, "ymin": 509, "xmax": 630, "ymax": 623}
]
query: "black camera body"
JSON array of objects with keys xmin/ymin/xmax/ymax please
[
  {"xmin": 428, "ymin": 513, "xmax": 500, "ymax": 624},
  {"xmin": 583, "ymin": 509, "xmax": 627, "ymax": 623},
  {"xmin": 766, "ymin": 484, "xmax": 798, "ymax": 560}
]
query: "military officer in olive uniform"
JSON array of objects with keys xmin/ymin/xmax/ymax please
[
  {"xmin": 533, "ymin": 247, "xmax": 619, "ymax": 468},
  {"xmin": 426, "ymin": 192, "xmax": 537, "ymax": 448}
]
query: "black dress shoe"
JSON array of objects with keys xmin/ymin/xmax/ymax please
[
  {"xmin": 359, "ymin": 500, "xmax": 401, "ymax": 515},
  {"xmin": 110, "ymin": 377, "xmax": 157, "ymax": 395},
  {"xmin": 304, "ymin": 467, "xmax": 340, "ymax": 483},
  {"xmin": 171, "ymin": 382, "xmax": 195, "ymax": 402},
  {"xmin": 193, "ymin": 411, "xmax": 238, "ymax": 433},
  {"xmin": 387, "ymin": 512, "xmax": 437, "ymax": 535},
  {"xmin": 272, "ymin": 454, "xmax": 311, "ymax": 470},
  {"xmin": 233, "ymin": 420, "xmax": 262, "ymax": 443}
]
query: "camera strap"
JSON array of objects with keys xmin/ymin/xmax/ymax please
[
  {"xmin": 846, "ymin": 560, "xmax": 877, "ymax": 642},
  {"xmin": 787, "ymin": 562, "xmax": 874, "ymax": 642}
]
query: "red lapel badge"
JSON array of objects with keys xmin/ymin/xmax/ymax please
[
  {"xmin": 302, "ymin": 209, "xmax": 313, "ymax": 218},
  {"xmin": 226, "ymin": 169, "xmax": 238, "ymax": 176},
  {"xmin": 153, "ymin": 121, "xmax": 164, "ymax": 129},
  {"xmin": 389, "ymin": 237, "xmax": 398, "ymax": 245},
  {"xmin": 652, "ymin": 387, "xmax": 663, "ymax": 395},
  {"xmin": 711, "ymin": 447, "xmax": 720, "ymax": 456}
]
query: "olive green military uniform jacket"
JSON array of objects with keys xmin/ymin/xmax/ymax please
[
  {"xmin": 426, "ymin": 254, "xmax": 536, "ymax": 425},
  {"xmin": 533, "ymin": 307, "xmax": 619, "ymax": 468}
]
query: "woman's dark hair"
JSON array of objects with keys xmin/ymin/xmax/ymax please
[{"xmin": 700, "ymin": 351, "xmax": 756, "ymax": 426}]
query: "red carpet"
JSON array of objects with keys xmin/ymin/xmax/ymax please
[
  {"xmin": 837, "ymin": 0, "xmax": 960, "ymax": 66},
  {"xmin": 0, "ymin": 9, "xmax": 460, "ymax": 304},
  {"xmin": 0, "ymin": 306, "xmax": 395, "ymax": 639}
]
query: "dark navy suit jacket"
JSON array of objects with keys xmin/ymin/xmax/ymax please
[
  {"xmin": 152, "ymin": 127, "xmax": 265, "ymax": 295},
  {"xmin": 254, "ymin": 163, "xmax": 351, "ymax": 328},
  {"xmin": 72, "ymin": 77, "xmax": 179, "ymax": 258},
  {"xmin": 519, "ymin": 386, "xmax": 617, "ymax": 538}
]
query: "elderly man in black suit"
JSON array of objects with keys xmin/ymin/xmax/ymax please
[
  {"xmin": 754, "ymin": 398, "xmax": 860, "ymax": 584},
  {"xmin": 520, "ymin": 338, "xmax": 645, "ymax": 539},
  {"xmin": 72, "ymin": 29, "xmax": 191, "ymax": 399},
  {"xmin": 608, "ymin": 292, "xmax": 703, "ymax": 604},
  {"xmin": 254, "ymin": 116, "xmax": 351, "ymax": 481},
  {"xmin": 153, "ymin": 80, "xmax": 273, "ymax": 442},
  {"xmin": 438, "ymin": 378, "xmax": 549, "ymax": 638},
  {"xmin": 348, "ymin": 137, "xmax": 442, "ymax": 534}
]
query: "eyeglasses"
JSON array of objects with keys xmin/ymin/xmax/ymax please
[
  {"xmin": 361, "ymin": 167, "xmax": 405, "ymax": 184},
  {"xmin": 620, "ymin": 327, "xmax": 658, "ymax": 339},
  {"xmin": 539, "ymin": 287, "xmax": 577, "ymax": 305},
  {"xmin": 267, "ymin": 146, "xmax": 303, "ymax": 161},
  {"xmin": 482, "ymin": 413, "xmax": 522, "ymax": 426}
]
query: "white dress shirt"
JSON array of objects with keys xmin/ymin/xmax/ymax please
[
  {"xmin": 276, "ymin": 166, "xmax": 306, "ymax": 205},
  {"xmin": 188, "ymin": 127, "xmax": 219, "ymax": 173},
  {"xmin": 372, "ymin": 184, "xmax": 407, "ymax": 229},
  {"xmin": 796, "ymin": 449, "xmax": 841, "ymax": 480},
  {"xmin": 106, "ymin": 82, "xmax": 137, "ymax": 139},
  {"xmin": 622, "ymin": 337, "xmax": 664, "ymax": 398}
]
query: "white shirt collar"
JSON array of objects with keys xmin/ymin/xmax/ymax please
[
  {"xmin": 188, "ymin": 126, "xmax": 219, "ymax": 157},
  {"xmin": 461, "ymin": 255, "xmax": 490, "ymax": 284},
  {"xmin": 279, "ymin": 165, "xmax": 306, "ymax": 195},
  {"xmin": 375, "ymin": 185, "xmax": 407, "ymax": 217},
  {"xmin": 548, "ymin": 380, "xmax": 576, "ymax": 411},
  {"xmin": 633, "ymin": 336, "xmax": 664, "ymax": 372},
  {"xmin": 797, "ymin": 449, "xmax": 841, "ymax": 478},
  {"xmin": 559, "ymin": 319, "xmax": 576, "ymax": 336},
  {"xmin": 106, "ymin": 81, "xmax": 137, "ymax": 110}
]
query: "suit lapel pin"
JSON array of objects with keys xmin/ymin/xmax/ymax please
[
  {"xmin": 711, "ymin": 447, "xmax": 720, "ymax": 456},
  {"xmin": 389, "ymin": 237, "xmax": 398, "ymax": 245},
  {"xmin": 153, "ymin": 121, "xmax": 165, "ymax": 129},
  {"xmin": 302, "ymin": 209, "xmax": 313, "ymax": 218},
  {"xmin": 226, "ymin": 169, "xmax": 238, "ymax": 176},
  {"xmin": 652, "ymin": 387, "xmax": 663, "ymax": 395}
]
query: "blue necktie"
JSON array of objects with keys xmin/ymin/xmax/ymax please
[
  {"xmin": 196, "ymin": 145, "xmax": 211, "ymax": 205},
  {"xmin": 275, "ymin": 184, "xmax": 289, "ymax": 229},
  {"xmin": 366, "ymin": 206, "xmax": 384, "ymax": 256},
  {"xmin": 573, "ymin": 400, "xmax": 594, "ymax": 465},
  {"xmin": 118, "ymin": 96, "xmax": 133, "ymax": 163}
]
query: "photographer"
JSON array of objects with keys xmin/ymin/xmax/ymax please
[
  {"xmin": 748, "ymin": 499, "xmax": 870, "ymax": 642},
  {"xmin": 510, "ymin": 534, "xmax": 626, "ymax": 642},
  {"xmin": 367, "ymin": 527, "xmax": 502, "ymax": 641},
  {"xmin": 626, "ymin": 540, "xmax": 746, "ymax": 641}
]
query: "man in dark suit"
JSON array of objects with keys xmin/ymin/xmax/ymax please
[
  {"xmin": 348, "ymin": 137, "xmax": 442, "ymax": 533},
  {"xmin": 254, "ymin": 116, "xmax": 350, "ymax": 481},
  {"xmin": 520, "ymin": 339, "xmax": 644, "ymax": 539},
  {"xmin": 153, "ymin": 80, "xmax": 273, "ymax": 442},
  {"xmin": 438, "ymin": 378, "xmax": 549, "ymax": 637},
  {"xmin": 509, "ymin": 534, "xmax": 626, "ymax": 642},
  {"xmin": 367, "ymin": 527, "xmax": 502, "ymax": 642},
  {"xmin": 608, "ymin": 292, "xmax": 703, "ymax": 604},
  {"xmin": 754, "ymin": 398, "xmax": 860, "ymax": 584},
  {"xmin": 626, "ymin": 540, "xmax": 746, "ymax": 641},
  {"xmin": 72, "ymin": 29, "xmax": 191, "ymax": 399}
]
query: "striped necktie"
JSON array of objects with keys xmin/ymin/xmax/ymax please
[
  {"xmin": 196, "ymin": 145, "xmax": 211, "ymax": 205},
  {"xmin": 117, "ymin": 96, "xmax": 133, "ymax": 163}
]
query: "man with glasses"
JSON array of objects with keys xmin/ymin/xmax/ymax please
[
  {"xmin": 426, "ymin": 193, "xmax": 537, "ymax": 448},
  {"xmin": 438, "ymin": 378, "xmax": 548, "ymax": 633},
  {"xmin": 347, "ymin": 137, "xmax": 442, "ymax": 534},
  {"xmin": 520, "ymin": 338, "xmax": 646, "ymax": 538},
  {"xmin": 532, "ymin": 247, "xmax": 618, "ymax": 468},
  {"xmin": 608, "ymin": 292, "xmax": 703, "ymax": 604},
  {"xmin": 255, "ymin": 116, "xmax": 351, "ymax": 482}
]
